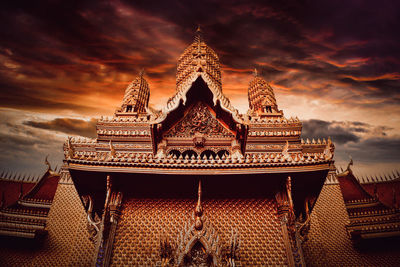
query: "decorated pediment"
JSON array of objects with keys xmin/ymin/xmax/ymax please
[{"xmin": 163, "ymin": 102, "xmax": 234, "ymax": 138}]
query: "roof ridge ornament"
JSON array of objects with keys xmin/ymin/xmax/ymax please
[
  {"xmin": 194, "ymin": 25, "xmax": 203, "ymax": 43},
  {"xmin": 194, "ymin": 179, "xmax": 203, "ymax": 230},
  {"xmin": 139, "ymin": 68, "xmax": 145, "ymax": 78},
  {"xmin": 346, "ymin": 155, "xmax": 353, "ymax": 173},
  {"xmin": 45, "ymin": 155, "xmax": 52, "ymax": 172}
]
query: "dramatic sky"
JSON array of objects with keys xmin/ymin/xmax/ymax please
[{"xmin": 0, "ymin": 0, "xmax": 399, "ymax": 176}]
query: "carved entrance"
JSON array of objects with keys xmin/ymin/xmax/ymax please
[{"xmin": 184, "ymin": 241, "xmax": 212, "ymax": 267}]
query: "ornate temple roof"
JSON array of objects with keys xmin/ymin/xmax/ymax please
[
  {"xmin": 157, "ymin": 26, "xmax": 242, "ymax": 123},
  {"xmin": 61, "ymin": 29, "xmax": 336, "ymax": 266},
  {"xmin": 0, "ymin": 161, "xmax": 60, "ymax": 239},
  {"xmin": 4, "ymin": 28, "xmax": 400, "ymax": 267},
  {"xmin": 336, "ymin": 162, "xmax": 400, "ymax": 243},
  {"xmin": 63, "ymin": 28, "xmax": 335, "ymax": 184}
]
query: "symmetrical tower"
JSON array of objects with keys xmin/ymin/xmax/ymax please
[
  {"xmin": 248, "ymin": 69, "xmax": 281, "ymax": 116},
  {"xmin": 118, "ymin": 70, "xmax": 150, "ymax": 114},
  {"xmin": 176, "ymin": 26, "xmax": 222, "ymax": 94}
]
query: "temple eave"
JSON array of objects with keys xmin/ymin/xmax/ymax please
[{"xmin": 66, "ymin": 161, "xmax": 332, "ymax": 175}]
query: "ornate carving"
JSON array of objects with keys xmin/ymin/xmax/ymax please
[
  {"xmin": 323, "ymin": 137, "xmax": 334, "ymax": 160},
  {"xmin": 91, "ymin": 175, "xmax": 124, "ymax": 267},
  {"xmin": 173, "ymin": 180, "xmax": 222, "ymax": 266},
  {"xmin": 194, "ymin": 180, "xmax": 203, "ymax": 230},
  {"xmin": 275, "ymin": 176, "xmax": 307, "ymax": 267},
  {"xmin": 156, "ymin": 140, "xmax": 168, "ymax": 158},
  {"xmin": 222, "ymin": 229, "xmax": 240, "ymax": 267},
  {"xmin": 175, "ymin": 216, "xmax": 222, "ymax": 266},
  {"xmin": 164, "ymin": 102, "xmax": 233, "ymax": 138},
  {"xmin": 231, "ymin": 139, "xmax": 243, "ymax": 159},
  {"xmin": 193, "ymin": 133, "xmax": 205, "ymax": 148},
  {"xmin": 282, "ymin": 141, "xmax": 290, "ymax": 160},
  {"xmin": 160, "ymin": 236, "xmax": 175, "ymax": 267},
  {"xmin": 82, "ymin": 195, "xmax": 101, "ymax": 242}
]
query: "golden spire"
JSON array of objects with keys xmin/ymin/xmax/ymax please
[
  {"xmin": 248, "ymin": 68, "xmax": 279, "ymax": 114},
  {"xmin": 120, "ymin": 69, "xmax": 150, "ymax": 113},
  {"xmin": 194, "ymin": 179, "xmax": 203, "ymax": 230},
  {"xmin": 139, "ymin": 68, "xmax": 145, "ymax": 78},
  {"xmin": 194, "ymin": 25, "xmax": 203, "ymax": 43}
]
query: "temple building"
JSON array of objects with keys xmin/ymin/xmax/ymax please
[{"xmin": 1, "ymin": 29, "xmax": 400, "ymax": 266}]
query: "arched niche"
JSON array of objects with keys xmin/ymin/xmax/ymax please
[
  {"xmin": 217, "ymin": 150, "xmax": 229, "ymax": 158},
  {"xmin": 183, "ymin": 241, "xmax": 213, "ymax": 267},
  {"xmin": 182, "ymin": 150, "xmax": 198, "ymax": 159},
  {"xmin": 168, "ymin": 149, "xmax": 181, "ymax": 158},
  {"xmin": 200, "ymin": 150, "xmax": 216, "ymax": 159}
]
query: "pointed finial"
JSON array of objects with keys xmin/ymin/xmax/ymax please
[
  {"xmin": 254, "ymin": 68, "xmax": 258, "ymax": 77},
  {"xmin": 139, "ymin": 68, "xmax": 145, "ymax": 77},
  {"xmin": 194, "ymin": 25, "xmax": 203, "ymax": 43},
  {"xmin": 346, "ymin": 155, "xmax": 353, "ymax": 172},
  {"xmin": 45, "ymin": 155, "xmax": 52, "ymax": 171},
  {"xmin": 194, "ymin": 179, "xmax": 203, "ymax": 230}
]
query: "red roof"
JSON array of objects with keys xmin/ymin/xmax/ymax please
[
  {"xmin": 23, "ymin": 173, "xmax": 60, "ymax": 201},
  {"xmin": 337, "ymin": 170, "xmax": 372, "ymax": 202},
  {"xmin": 0, "ymin": 180, "xmax": 35, "ymax": 207},
  {"xmin": 363, "ymin": 178, "xmax": 400, "ymax": 208}
]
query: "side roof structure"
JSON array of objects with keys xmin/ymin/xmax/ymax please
[{"xmin": 0, "ymin": 160, "xmax": 60, "ymax": 239}]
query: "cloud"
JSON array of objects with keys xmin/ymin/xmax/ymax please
[
  {"xmin": 0, "ymin": 110, "xmax": 66, "ymax": 174},
  {"xmin": 0, "ymin": 1, "xmax": 399, "ymax": 173},
  {"xmin": 301, "ymin": 119, "xmax": 360, "ymax": 144},
  {"xmin": 0, "ymin": 0, "xmax": 399, "ymax": 116},
  {"xmin": 23, "ymin": 118, "xmax": 97, "ymax": 138},
  {"xmin": 346, "ymin": 137, "xmax": 400, "ymax": 162},
  {"xmin": 302, "ymin": 119, "xmax": 400, "ymax": 165}
]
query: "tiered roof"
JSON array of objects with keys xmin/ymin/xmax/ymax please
[
  {"xmin": 62, "ymin": 28, "xmax": 336, "ymax": 266},
  {"xmin": 337, "ymin": 162, "xmax": 400, "ymax": 243},
  {"xmin": 65, "ymin": 29, "xmax": 334, "ymax": 173},
  {"xmin": 0, "ymin": 161, "xmax": 60, "ymax": 239}
]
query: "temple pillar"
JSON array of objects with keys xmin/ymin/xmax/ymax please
[
  {"xmin": 92, "ymin": 175, "xmax": 123, "ymax": 267},
  {"xmin": 275, "ymin": 176, "xmax": 307, "ymax": 267}
]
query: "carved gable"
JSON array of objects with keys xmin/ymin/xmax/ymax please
[{"xmin": 164, "ymin": 102, "xmax": 234, "ymax": 138}]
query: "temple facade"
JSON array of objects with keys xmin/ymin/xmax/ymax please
[{"xmin": 1, "ymin": 29, "xmax": 400, "ymax": 266}]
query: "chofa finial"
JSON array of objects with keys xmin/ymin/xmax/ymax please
[
  {"xmin": 346, "ymin": 155, "xmax": 353, "ymax": 172},
  {"xmin": 45, "ymin": 155, "xmax": 52, "ymax": 171}
]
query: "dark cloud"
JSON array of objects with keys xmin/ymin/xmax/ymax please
[
  {"xmin": 24, "ymin": 118, "xmax": 97, "ymax": 138},
  {"xmin": 0, "ymin": 1, "xmax": 399, "ymax": 173},
  {"xmin": 301, "ymin": 119, "xmax": 399, "ymax": 164},
  {"xmin": 301, "ymin": 119, "xmax": 360, "ymax": 144},
  {"xmin": 343, "ymin": 137, "xmax": 400, "ymax": 163},
  {"xmin": 0, "ymin": 0, "xmax": 398, "ymax": 114},
  {"xmin": 0, "ymin": 111, "xmax": 65, "ymax": 174}
]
